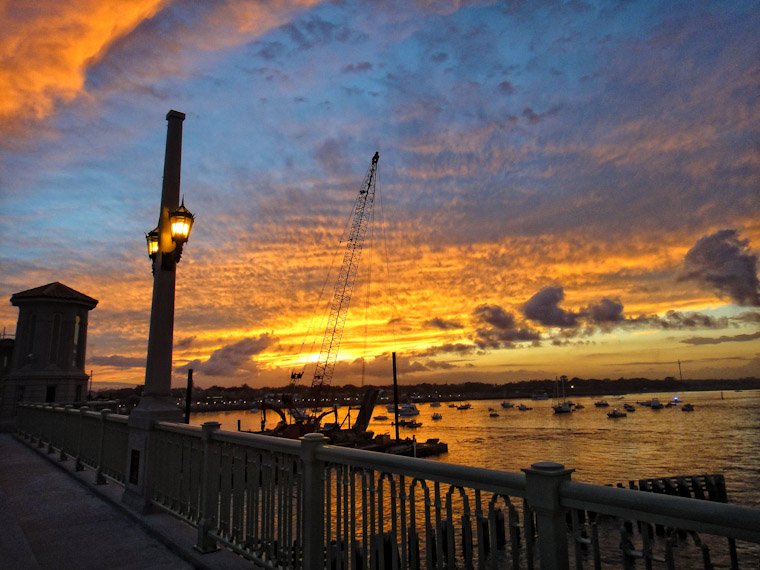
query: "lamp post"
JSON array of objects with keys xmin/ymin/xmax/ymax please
[
  {"xmin": 124, "ymin": 109, "xmax": 193, "ymax": 512},
  {"xmin": 137, "ymin": 109, "xmax": 194, "ymax": 417}
]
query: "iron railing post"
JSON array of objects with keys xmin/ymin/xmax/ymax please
[
  {"xmin": 75, "ymin": 406, "xmax": 89, "ymax": 471},
  {"xmin": 301, "ymin": 433, "xmax": 327, "ymax": 570},
  {"xmin": 60, "ymin": 405, "xmax": 73, "ymax": 461},
  {"xmin": 195, "ymin": 421, "xmax": 221, "ymax": 554},
  {"xmin": 95, "ymin": 409, "xmax": 111, "ymax": 485},
  {"xmin": 523, "ymin": 461, "xmax": 574, "ymax": 570}
]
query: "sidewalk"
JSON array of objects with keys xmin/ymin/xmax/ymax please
[{"xmin": 0, "ymin": 434, "xmax": 253, "ymax": 570}]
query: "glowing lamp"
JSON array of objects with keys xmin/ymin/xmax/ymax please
[
  {"xmin": 146, "ymin": 227, "xmax": 159, "ymax": 259},
  {"xmin": 170, "ymin": 199, "xmax": 194, "ymax": 244}
]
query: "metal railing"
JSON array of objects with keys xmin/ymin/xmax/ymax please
[
  {"xmin": 14, "ymin": 405, "xmax": 760, "ymax": 569},
  {"xmin": 16, "ymin": 403, "xmax": 128, "ymax": 484}
]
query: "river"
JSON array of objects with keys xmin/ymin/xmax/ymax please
[{"xmin": 190, "ymin": 388, "xmax": 760, "ymax": 509}]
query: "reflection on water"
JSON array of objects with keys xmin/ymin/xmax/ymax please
[{"xmin": 191, "ymin": 389, "xmax": 760, "ymax": 508}]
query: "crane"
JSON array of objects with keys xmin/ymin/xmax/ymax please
[
  {"xmin": 269, "ymin": 152, "xmax": 380, "ymax": 435},
  {"xmin": 308, "ymin": 151, "xmax": 379, "ymax": 411}
]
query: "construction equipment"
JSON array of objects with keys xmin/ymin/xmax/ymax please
[{"xmin": 268, "ymin": 151, "xmax": 380, "ymax": 436}]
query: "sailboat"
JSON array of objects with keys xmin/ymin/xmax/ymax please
[{"xmin": 552, "ymin": 375, "xmax": 573, "ymax": 414}]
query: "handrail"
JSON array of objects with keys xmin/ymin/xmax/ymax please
[
  {"xmin": 562, "ymin": 480, "xmax": 760, "ymax": 543},
  {"xmin": 15, "ymin": 405, "xmax": 760, "ymax": 569},
  {"xmin": 318, "ymin": 443, "xmax": 527, "ymax": 495}
]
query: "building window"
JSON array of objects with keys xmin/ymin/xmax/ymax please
[
  {"xmin": 27, "ymin": 313, "xmax": 36, "ymax": 363},
  {"xmin": 72, "ymin": 315, "xmax": 80, "ymax": 367},
  {"xmin": 75, "ymin": 384, "xmax": 82, "ymax": 402},
  {"xmin": 46, "ymin": 385, "xmax": 56, "ymax": 403},
  {"xmin": 50, "ymin": 313, "xmax": 61, "ymax": 365}
]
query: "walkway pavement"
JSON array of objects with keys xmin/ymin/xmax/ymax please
[{"xmin": 0, "ymin": 434, "xmax": 253, "ymax": 570}]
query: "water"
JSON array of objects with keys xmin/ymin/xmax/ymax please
[{"xmin": 191, "ymin": 389, "xmax": 760, "ymax": 508}]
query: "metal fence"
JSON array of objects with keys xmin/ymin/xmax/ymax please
[
  {"xmin": 15, "ymin": 405, "xmax": 760, "ymax": 570},
  {"xmin": 16, "ymin": 403, "xmax": 128, "ymax": 484}
]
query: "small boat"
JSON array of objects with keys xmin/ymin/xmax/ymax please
[
  {"xmin": 623, "ymin": 403, "xmax": 635, "ymax": 412},
  {"xmin": 607, "ymin": 409, "xmax": 627, "ymax": 418},
  {"xmin": 431, "ymin": 413, "xmax": 442, "ymax": 420},
  {"xmin": 373, "ymin": 415, "xmax": 389, "ymax": 421},
  {"xmin": 429, "ymin": 401, "xmax": 441, "ymax": 407},
  {"xmin": 681, "ymin": 403, "xmax": 694, "ymax": 412},
  {"xmin": 488, "ymin": 407, "xmax": 495, "ymax": 411},
  {"xmin": 594, "ymin": 400, "xmax": 609, "ymax": 407},
  {"xmin": 573, "ymin": 404, "xmax": 585, "ymax": 410},
  {"xmin": 552, "ymin": 402, "xmax": 573, "ymax": 414},
  {"xmin": 394, "ymin": 419, "xmax": 422, "ymax": 428},
  {"xmin": 500, "ymin": 401, "xmax": 515, "ymax": 409},
  {"xmin": 518, "ymin": 404, "xmax": 532, "ymax": 411},
  {"xmin": 448, "ymin": 404, "xmax": 458, "ymax": 408},
  {"xmin": 389, "ymin": 403, "xmax": 420, "ymax": 416},
  {"xmin": 650, "ymin": 399, "xmax": 664, "ymax": 410},
  {"xmin": 489, "ymin": 412, "xmax": 499, "ymax": 417},
  {"xmin": 457, "ymin": 403, "xmax": 472, "ymax": 410}
]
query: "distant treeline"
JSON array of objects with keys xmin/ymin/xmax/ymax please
[{"xmin": 95, "ymin": 377, "xmax": 760, "ymax": 409}]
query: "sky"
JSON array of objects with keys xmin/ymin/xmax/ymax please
[{"xmin": 1, "ymin": 0, "xmax": 759, "ymax": 391}]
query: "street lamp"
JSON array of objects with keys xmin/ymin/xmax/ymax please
[
  {"xmin": 145, "ymin": 228, "xmax": 159, "ymax": 260},
  {"xmin": 126, "ymin": 109, "xmax": 192, "ymax": 513},
  {"xmin": 134, "ymin": 109, "xmax": 190, "ymax": 417},
  {"xmin": 145, "ymin": 199, "xmax": 195, "ymax": 267},
  {"xmin": 170, "ymin": 199, "xmax": 195, "ymax": 245}
]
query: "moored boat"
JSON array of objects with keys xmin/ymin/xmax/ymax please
[
  {"xmin": 607, "ymin": 408, "xmax": 627, "ymax": 418},
  {"xmin": 431, "ymin": 412, "xmax": 442, "ymax": 420},
  {"xmin": 393, "ymin": 418, "xmax": 422, "ymax": 428}
]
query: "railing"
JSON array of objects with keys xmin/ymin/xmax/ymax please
[
  {"xmin": 16, "ymin": 403, "xmax": 129, "ymax": 484},
  {"xmin": 15, "ymin": 405, "xmax": 760, "ymax": 570}
]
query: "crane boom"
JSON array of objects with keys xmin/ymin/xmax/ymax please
[{"xmin": 309, "ymin": 151, "xmax": 379, "ymax": 411}]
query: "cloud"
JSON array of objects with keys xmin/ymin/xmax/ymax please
[
  {"xmin": 342, "ymin": 62, "xmax": 373, "ymax": 73},
  {"xmin": 0, "ymin": 0, "xmax": 324, "ymax": 138},
  {"xmin": 472, "ymin": 304, "xmax": 540, "ymax": 348},
  {"xmin": 523, "ymin": 287, "xmax": 578, "ymax": 327},
  {"xmin": 89, "ymin": 354, "xmax": 145, "ymax": 368},
  {"xmin": 180, "ymin": 334, "xmax": 275, "ymax": 377},
  {"xmin": 424, "ymin": 317, "xmax": 464, "ymax": 330},
  {"xmin": 498, "ymin": 81, "xmax": 515, "ymax": 95},
  {"xmin": 582, "ymin": 298, "xmax": 624, "ymax": 324},
  {"xmin": 522, "ymin": 106, "xmax": 559, "ymax": 125},
  {"xmin": 680, "ymin": 331, "xmax": 760, "ymax": 346},
  {"xmin": 680, "ymin": 229, "xmax": 760, "ymax": 306},
  {"xmin": 0, "ymin": 0, "xmax": 164, "ymax": 125}
]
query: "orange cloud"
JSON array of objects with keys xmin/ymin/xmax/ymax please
[
  {"xmin": 0, "ymin": 0, "xmax": 324, "ymax": 136},
  {"xmin": 0, "ymin": 0, "xmax": 166, "ymax": 122}
]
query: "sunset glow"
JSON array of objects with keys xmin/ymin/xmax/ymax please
[{"xmin": 1, "ymin": 1, "xmax": 758, "ymax": 390}]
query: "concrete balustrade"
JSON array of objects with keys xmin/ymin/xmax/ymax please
[{"xmin": 14, "ymin": 403, "xmax": 760, "ymax": 570}]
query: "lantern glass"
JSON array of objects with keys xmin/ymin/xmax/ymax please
[
  {"xmin": 146, "ymin": 228, "xmax": 159, "ymax": 258},
  {"xmin": 170, "ymin": 201, "xmax": 194, "ymax": 244}
]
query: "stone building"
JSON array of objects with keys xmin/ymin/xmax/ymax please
[{"xmin": 0, "ymin": 282, "xmax": 97, "ymax": 419}]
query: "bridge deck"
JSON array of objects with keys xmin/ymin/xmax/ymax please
[{"xmin": 0, "ymin": 434, "xmax": 251, "ymax": 570}]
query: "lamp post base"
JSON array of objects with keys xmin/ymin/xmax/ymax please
[{"xmin": 123, "ymin": 397, "xmax": 183, "ymax": 513}]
